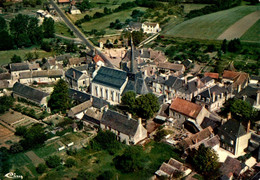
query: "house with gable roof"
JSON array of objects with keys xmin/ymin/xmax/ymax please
[
  {"xmin": 65, "ymin": 68, "xmax": 89, "ymax": 90},
  {"xmin": 100, "ymin": 109, "xmax": 147, "ymax": 145},
  {"xmin": 12, "ymin": 82, "xmax": 49, "ymax": 107},
  {"xmin": 222, "ymin": 70, "xmax": 249, "ymax": 93},
  {"xmin": 142, "ymin": 22, "xmax": 161, "ymax": 34},
  {"xmin": 218, "ymin": 119, "xmax": 251, "ymax": 156},
  {"xmin": 169, "ymin": 97, "xmax": 210, "ymax": 128},
  {"xmin": 93, "ymin": 54, "xmax": 105, "ymax": 68}
]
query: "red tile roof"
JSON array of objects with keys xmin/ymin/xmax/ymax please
[
  {"xmin": 93, "ymin": 55, "xmax": 104, "ymax": 63},
  {"xmin": 222, "ymin": 70, "xmax": 249, "ymax": 88},
  {"xmin": 58, "ymin": 0, "xmax": 70, "ymax": 3},
  {"xmin": 170, "ymin": 97, "xmax": 202, "ymax": 119},
  {"xmin": 220, "ymin": 156, "xmax": 242, "ymax": 177},
  {"xmin": 204, "ymin": 72, "xmax": 219, "ymax": 79}
]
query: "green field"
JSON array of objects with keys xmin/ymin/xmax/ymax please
[
  {"xmin": 0, "ymin": 48, "xmax": 53, "ymax": 66},
  {"xmin": 164, "ymin": 6, "xmax": 258, "ymax": 40},
  {"xmin": 240, "ymin": 19, "xmax": 260, "ymax": 42},
  {"xmin": 181, "ymin": 3, "xmax": 209, "ymax": 13},
  {"xmin": 55, "ymin": 22, "xmax": 76, "ymax": 38},
  {"xmin": 80, "ymin": 7, "xmax": 147, "ymax": 34}
]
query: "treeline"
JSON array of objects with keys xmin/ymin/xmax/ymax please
[
  {"xmin": 186, "ymin": 0, "xmax": 242, "ymax": 19},
  {"xmin": 0, "ymin": 14, "xmax": 55, "ymax": 50}
]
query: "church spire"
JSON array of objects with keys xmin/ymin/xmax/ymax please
[{"xmin": 130, "ymin": 36, "xmax": 136, "ymax": 73}]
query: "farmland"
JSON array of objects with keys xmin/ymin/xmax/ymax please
[
  {"xmin": 240, "ymin": 19, "xmax": 260, "ymax": 42},
  {"xmin": 163, "ymin": 6, "xmax": 258, "ymax": 41}
]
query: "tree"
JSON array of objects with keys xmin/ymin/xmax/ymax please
[
  {"xmin": 48, "ymin": 79, "xmax": 71, "ymax": 113},
  {"xmin": 230, "ymin": 99, "xmax": 255, "ymax": 122},
  {"xmin": 15, "ymin": 126, "xmax": 27, "ymax": 136},
  {"xmin": 135, "ymin": 93, "xmax": 159, "ymax": 119},
  {"xmin": 121, "ymin": 91, "xmax": 136, "ymax": 113},
  {"xmin": 228, "ymin": 38, "xmax": 242, "ymax": 53},
  {"xmin": 0, "ymin": 16, "xmax": 7, "ymax": 31},
  {"xmin": 90, "ymin": 130, "xmax": 120, "ymax": 154},
  {"xmin": 11, "ymin": 54, "xmax": 22, "ymax": 63},
  {"xmin": 41, "ymin": 41, "xmax": 51, "ymax": 52},
  {"xmin": 154, "ymin": 129, "xmax": 167, "ymax": 142},
  {"xmin": 42, "ymin": 18, "xmax": 55, "ymax": 38},
  {"xmin": 77, "ymin": 0, "xmax": 92, "ymax": 12},
  {"xmin": 77, "ymin": 170, "xmax": 96, "ymax": 180},
  {"xmin": 221, "ymin": 39, "xmax": 227, "ymax": 53},
  {"xmin": 9, "ymin": 143, "xmax": 23, "ymax": 153},
  {"xmin": 97, "ymin": 171, "xmax": 115, "ymax": 180},
  {"xmin": 113, "ymin": 146, "xmax": 144, "ymax": 173},
  {"xmin": 0, "ymin": 30, "xmax": 13, "ymax": 50},
  {"xmin": 24, "ymin": 52, "xmax": 34, "ymax": 61},
  {"xmin": 132, "ymin": 30, "xmax": 144, "ymax": 46},
  {"xmin": 0, "ymin": 96, "xmax": 14, "ymax": 114},
  {"xmin": 36, "ymin": 163, "xmax": 47, "ymax": 174},
  {"xmin": 20, "ymin": 124, "xmax": 47, "ymax": 150},
  {"xmin": 46, "ymin": 155, "xmax": 61, "ymax": 168},
  {"xmin": 65, "ymin": 158, "xmax": 76, "ymax": 167},
  {"xmin": 191, "ymin": 144, "xmax": 220, "ymax": 179}
]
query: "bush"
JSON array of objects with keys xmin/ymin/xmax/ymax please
[
  {"xmin": 46, "ymin": 155, "xmax": 61, "ymax": 168},
  {"xmin": 97, "ymin": 170, "xmax": 115, "ymax": 180},
  {"xmin": 154, "ymin": 129, "xmax": 167, "ymax": 142},
  {"xmin": 15, "ymin": 126, "xmax": 27, "ymax": 136},
  {"xmin": 65, "ymin": 158, "xmax": 76, "ymax": 168},
  {"xmin": 9, "ymin": 143, "xmax": 23, "ymax": 154},
  {"xmin": 77, "ymin": 170, "xmax": 96, "ymax": 180},
  {"xmin": 36, "ymin": 163, "xmax": 47, "ymax": 174}
]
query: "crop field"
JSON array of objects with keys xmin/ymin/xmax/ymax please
[
  {"xmin": 240, "ymin": 19, "xmax": 260, "ymax": 42},
  {"xmin": 164, "ymin": 6, "xmax": 258, "ymax": 41}
]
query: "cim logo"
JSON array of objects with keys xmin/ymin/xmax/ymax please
[{"xmin": 4, "ymin": 172, "xmax": 23, "ymax": 179}]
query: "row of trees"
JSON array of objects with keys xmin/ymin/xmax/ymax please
[
  {"xmin": 186, "ymin": 0, "xmax": 242, "ymax": 19},
  {"xmin": 0, "ymin": 15, "xmax": 54, "ymax": 50},
  {"xmin": 121, "ymin": 91, "xmax": 159, "ymax": 119}
]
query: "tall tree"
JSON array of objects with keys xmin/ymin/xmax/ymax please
[
  {"xmin": 191, "ymin": 144, "xmax": 220, "ymax": 179},
  {"xmin": 42, "ymin": 17, "xmax": 55, "ymax": 38},
  {"xmin": 48, "ymin": 79, "xmax": 71, "ymax": 113},
  {"xmin": 0, "ymin": 30, "xmax": 13, "ymax": 50},
  {"xmin": 0, "ymin": 16, "xmax": 7, "ymax": 31},
  {"xmin": 221, "ymin": 39, "xmax": 227, "ymax": 53},
  {"xmin": 230, "ymin": 99, "xmax": 257, "ymax": 122},
  {"xmin": 121, "ymin": 91, "xmax": 136, "ymax": 114}
]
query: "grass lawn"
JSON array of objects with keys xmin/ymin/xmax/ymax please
[
  {"xmin": 33, "ymin": 144, "xmax": 57, "ymax": 158},
  {"xmin": 0, "ymin": 48, "xmax": 53, "ymax": 66},
  {"xmin": 9, "ymin": 152, "xmax": 32, "ymax": 167},
  {"xmin": 55, "ymin": 22, "xmax": 76, "ymax": 38},
  {"xmin": 80, "ymin": 7, "xmax": 147, "ymax": 34},
  {"xmin": 164, "ymin": 6, "xmax": 258, "ymax": 40},
  {"xmin": 240, "ymin": 19, "xmax": 260, "ymax": 42},
  {"xmin": 181, "ymin": 3, "xmax": 209, "ymax": 13}
]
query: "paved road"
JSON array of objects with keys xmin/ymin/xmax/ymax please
[{"xmin": 50, "ymin": 0, "xmax": 113, "ymax": 67}]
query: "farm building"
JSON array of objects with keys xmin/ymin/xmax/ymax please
[{"xmin": 12, "ymin": 82, "xmax": 49, "ymax": 107}]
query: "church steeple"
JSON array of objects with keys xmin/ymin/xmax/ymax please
[{"xmin": 130, "ymin": 36, "xmax": 137, "ymax": 74}]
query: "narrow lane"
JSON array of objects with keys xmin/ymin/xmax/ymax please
[{"xmin": 50, "ymin": 0, "xmax": 114, "ymax": 67}]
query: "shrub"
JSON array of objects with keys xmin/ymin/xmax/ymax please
[
  {"xmin": 46, "ymin": 155, "xmax": 61, "ymax": 168},
  {"xmin": 65, "ymin": 158, "xmax": 76, "ymax": 168},
  {"xmin": 36, "ymin": 163, "xmax": 47, "ymax": 174}
]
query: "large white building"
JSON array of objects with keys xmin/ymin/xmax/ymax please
[{"xmin": 91, "ymin": 66, "xmax": 128, "ymax": 104}]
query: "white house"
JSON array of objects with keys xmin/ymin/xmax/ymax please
[
  {"xmin": 142, "ymin": 22, "xmax": 161, "ymax": 34},
  {"xmin": 70, "ymin": 6, "xmax": 81, "ymax": 14}
]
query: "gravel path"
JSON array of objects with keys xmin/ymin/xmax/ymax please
[{"xmin": 217, "ymin": 10, "xmax": 260, "ymax": 40}]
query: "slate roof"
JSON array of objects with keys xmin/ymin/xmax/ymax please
[
  {"xmin": 92, "ymin": 66, "xmax": 127, "ymax": 89},
  {"xmin": 123, "ymin": 76, "xmax": 152, "ymax": 95},
  {"xmin": 236, "ymin": 84, "xmax": 260, "ymax": 106},
  {"xmin": 0, "ymin": 73, "xmax": 11, "ymax": 80},
  {"xmin": 68, "ymin": 89, "xmax": 109, "ymax": 108},
  {"xmin": 199, "ymin": 85, "xmax": 226, "ymax": 99},
  {"xmin": 13, "ymin": 82, "xmax": 49, "ymax": 104},
  {"xmin": 218, "ymin": 119, "xmax": 247, "ymax": 138},
  {"xmin": 164, "ymin": 76, "xmax": 183, "ymax": 89},
  {"xmin": 82, "ymin": 109, "xmax": 102, "ymax": 125},
  {"xmin": 69, "ymin": 88, "xmax": 90, "ymax": 103},
  {"xmin": 220, "ymin": 156, "xmax": 242, "ymax": 177},
  {"xmin": 10, "ymin": 63, "xmax": 29, "ymax": 72},
  {"xmin": 170, "ymin": 97, "xmax": 203, "ymax": 119},
  {"xmin": 129, "ymin": 22, "xmax": 142, "ymax": 29},
  {"xmin": 200, "ymin": 76, "xmax": 213, "ymax": 84},
  {"xmin": 201, "ymin": 117, "xmax": 219, "ymax": 130},
  {"xmin": 55, "ymin": 54, "xmax": 71, "ymax": 61},
  {"xmin": 69, "ymin": 100, "xmax": 92, "ymax": 115},
  {"xmin": 69, "ymin": 57, "xmax": 86, "ymax": 65},
  {"xmin": 65, "ymin": 68, "xmax": 83, "ymax": 80},
  {"xmin": 101, "ymin": 109, "xmax": 140, "ymax": 136},
  {"xmin": 182, "ymin": 59, "xmax": 192, "ymax": 68}
]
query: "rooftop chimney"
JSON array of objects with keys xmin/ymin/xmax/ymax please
[
  {"xmin": 256, "ymin": 90, "xmax": 260, "ymax": 106},
  {"xmin": 212, "ymin": 91, "xmax": 216, "ymax": 102},
  {"xmin": 73, "ymin": 71, "xmax": 76, "ymax": 79},
  {"xmin": 128, "ymin": 113, "xmax": 132, "ymax": 120},
  {"xmin": 247, "ymin": 120, "xmax": 250, "ymax": 133},
  {"xmin": 138, "ymin": 117, "xmax": 142, "ymax": 124}
]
